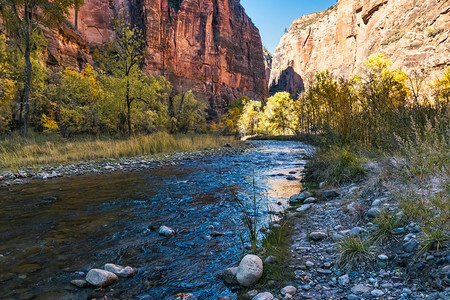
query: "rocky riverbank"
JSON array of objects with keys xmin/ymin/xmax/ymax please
[
  {"xmin": 0, "ymin": 143, "xmax": 248, "ymax": 188},
  {"xmin": 231, "ymin": 159, "xmax": 449, "ymax": 300}
]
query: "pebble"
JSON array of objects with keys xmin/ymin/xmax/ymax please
[
  {"xmin": 332, "ymin": 233, "xmax": 345, "ymax": 241},
  {"xmin": 371, "ymin": 199, "xmax": 382, "ymax": 206},
  {"xmin": 349, "ymin": 227, "xmax": 365, "ymax": 236},
  {"xmin": 371, "ymin": 289, "xmax": 385, "ymax": 297},
  {"xmin": 378, "ymin": 254, "xmax": 389, "ymax": 260},
  {"xmin": 367, "ymin": 207, "xmax": 381, "ymax": 218},
  {"xmin": 296, "ymin": 204, "xmax": 312, "ymax": 212},
  {"xmin": 281, "ymin": 285, "xmax": 297, "ymax": 296},
  {"xmin": 317, "ymin": 268, "xmax": 332, "ymax": 274},
  {"xmin": 403, "ymin": 240, "xmax": 418, "ymax": 253},
  {"xmin": 70, "ymin": 279, "xmax": 89, "ymax": 288},
  {"xmin": 265, "ymin": 256, "xmax": 276, "ymax": 264},
  {"xmin": 159, "ymin": 225, "xmax": 175, "ymax": 237},
  {"xmin": 402, "ymin": 288, "xmax": 412, "ymax": 295},
  {"xmin": 305, "ymin": 260, "xmax": 315, "ymax": 267},
  {"xmin": 104, "ymin": 263, "xmax": 135, "ymax": 277},
  {"xmin": 309, "ymin": 231, "xmax": 327, "ymax": 241},
  {"xmin": 304, "ymin": 197, "xmax": 317, "ymax": 204},
  {"xmin": 404, "ymin": 233, "xmax": 416, "ymax": 241},
  {"xmin": 85, "ymin": 269, "xmax": 118, "ymax": 287},
  {"xmin": 338, "ymin": 274, "xmax": 349, "ymax": 286},
  {"xmin": 252, "ymin": 292, "xmax": 274, "ymax": 300},
  {"xmin": 351, "ymin": 284, "xmax": 372, "ymax": 294},
  {"xmin": 322, "ymin": 190, "xmax": 340, "ymax": 198},
  {"xmin": 247, "ymin": 290, "xmax": 258, "ymax": 298}
]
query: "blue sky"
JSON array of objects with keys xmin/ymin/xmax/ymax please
[{"xmin": 241, "ymin": 0, "xmax": 337, "ymax": 53}]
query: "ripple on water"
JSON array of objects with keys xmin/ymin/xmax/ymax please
[{"xmin": 0, "ymin": 140, "xmax": 309, "ymax": 299}]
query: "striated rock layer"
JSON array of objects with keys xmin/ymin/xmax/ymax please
[
  {"xmin": 45, "ymin": 0, "xmax": 267, "ymax": 114},
  {"xmin": 269, "ymin": 0, "xmax": 450, "ymax": 95}
]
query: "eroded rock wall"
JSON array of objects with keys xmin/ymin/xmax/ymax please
[
  {"xmin": 269, "ymin": 0, "xmax": 450, "ymax": 95},
  {"xmin": 45, "ymin": 0, "xmax": 267, "ymax": 114}
]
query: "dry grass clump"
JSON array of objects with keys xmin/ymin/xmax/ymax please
[
  {"xmin": 370, "ymin": 210, "xmax": 402, "ymax": 244},
  {"xmin": 0, "ymin": 131, "xmax": 237, "ymax": 171},
  {"xmin": 307, "ymin": 146, "xmax": 367, "ymax": 186},
  {"xmin": 337, "ymin": 236, "xmax": 374, "ymax": 270}
]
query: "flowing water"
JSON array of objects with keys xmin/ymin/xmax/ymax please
[{"xmin": 0, "ymin": 140, "xmax": 311, "ymax": 299}]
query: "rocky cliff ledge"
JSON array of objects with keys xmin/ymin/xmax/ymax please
[
  {"xmin": 269, "ymin": 0, "xmax": 450, "ymax": 95},
  {"xmin": 46, "ymin": 0, "xmax": 268, "ymax": 115}
]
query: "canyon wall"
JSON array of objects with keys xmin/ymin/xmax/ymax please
[
  {"xmin": 269, "ymin": 0, "xmax": 450, "ymax": 95},
  {"xmin": 46, "ymin": 0, "xmax": 267, "ymax": 115}
]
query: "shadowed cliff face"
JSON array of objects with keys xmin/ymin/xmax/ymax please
[
  {"xmin": 46, "ymin": 0, "xmax": 268, "ymax": 114},
  {"xmin": 269, "ymin": 0, "xmax": 450, "ymax": 94}
]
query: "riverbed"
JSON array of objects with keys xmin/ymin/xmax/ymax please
[{"xmin": 0, "ymin": 140, "xmax": 311, "ymax": 299}]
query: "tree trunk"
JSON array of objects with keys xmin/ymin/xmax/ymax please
[
  {"xmin": 22, "ymin": 5, "xmax": 32, "ymax": 138},
  {"xmin": 74, "ymin": 6, "xmax": 79, "ymax": 30},
  {"xmin": 126, "ymin": 79, "xmax": 132, "ymax": 136}
]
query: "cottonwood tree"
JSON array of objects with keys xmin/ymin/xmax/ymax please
[
  {"xmin": 105, "ymin": 16, "xmax": 146, "ymax": 135},
  {"xmin": 0, "ymin": 0, "xmax": 81, "ymax": 136}
]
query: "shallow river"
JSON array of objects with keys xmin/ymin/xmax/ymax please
[{"xmin": 0, "ymin": 140, "xmax": 310, "ymax": 299}]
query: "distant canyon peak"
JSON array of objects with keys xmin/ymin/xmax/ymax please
[
  {"xmin": 46, "ymin": 0, "xmax": 268, "ymax": 116},
  {"xmin": 269, "ymin": 0, "xmax": 450, "ymax": 96}
]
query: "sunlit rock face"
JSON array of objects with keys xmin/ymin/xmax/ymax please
[
  {"xmin": 269, "ymin": 0, "xmax": 450, "ymax": 95},
  {"xmin": 45, "ymin": 0, "xmax": 267, "ymax": 115}
]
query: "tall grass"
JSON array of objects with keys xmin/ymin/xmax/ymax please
[
  {"xmin": 0, "ymin": 131, "xmax": 237, "ymax": 171},
  {"xmin": 306, "ymin": 146, "xmax": 367, "ymax": 186}
]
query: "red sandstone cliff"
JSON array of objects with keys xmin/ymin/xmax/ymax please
[
  {"xmin": 45, "ymin": 0, "xmax": 267, "ymax": 114},
  {"xmin": 269, "ymin": 0, "xmax": 450, "ymax": 95}
]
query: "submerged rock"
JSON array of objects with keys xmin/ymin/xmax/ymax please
[
  {"xmin": 85, "ymin": 269, "xmax": 118, "ymax": 287},
  {"xmin": 168, "ymin": 293, "xmax": 197, "ymax": 300},
  {"xmin": 70, "ymin": 279, "xmax": 89, "ymax": 288},
  {"xmin": 211, "ymin": 231, "xmax": 225, "ymax": 237},
  {"xmin": 216, "ymin": 267, "xmax": 238, "ymax": 285},
  {"xmin": 289, "ymin": 191, "xmax": 312, "ymax": 203},
  {"xmin": 236, "ymin": 254, "xmax": 263, "ymax": 287},
  {"xmin": 104, "ymin": 263, "xmax": 135, "ymax": 277},
  {"xmin": 159, "ymin": 225, "xmax": 175, "ymax": 237}
]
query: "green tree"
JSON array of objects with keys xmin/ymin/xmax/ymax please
[
  {"xmin": 170, "ymin": 90, "xmax": 206, "ymax": 133},
  {"xmin": 0, "ymin": 0, "xmax": 81, "ymax": 136},
  {"xmin": 103, "ymin": 15, "xmax": 146, "ymax": 135},
  {"xmin": 0, "ymin": 34, "xmax": 15, "ymax": 131}
]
